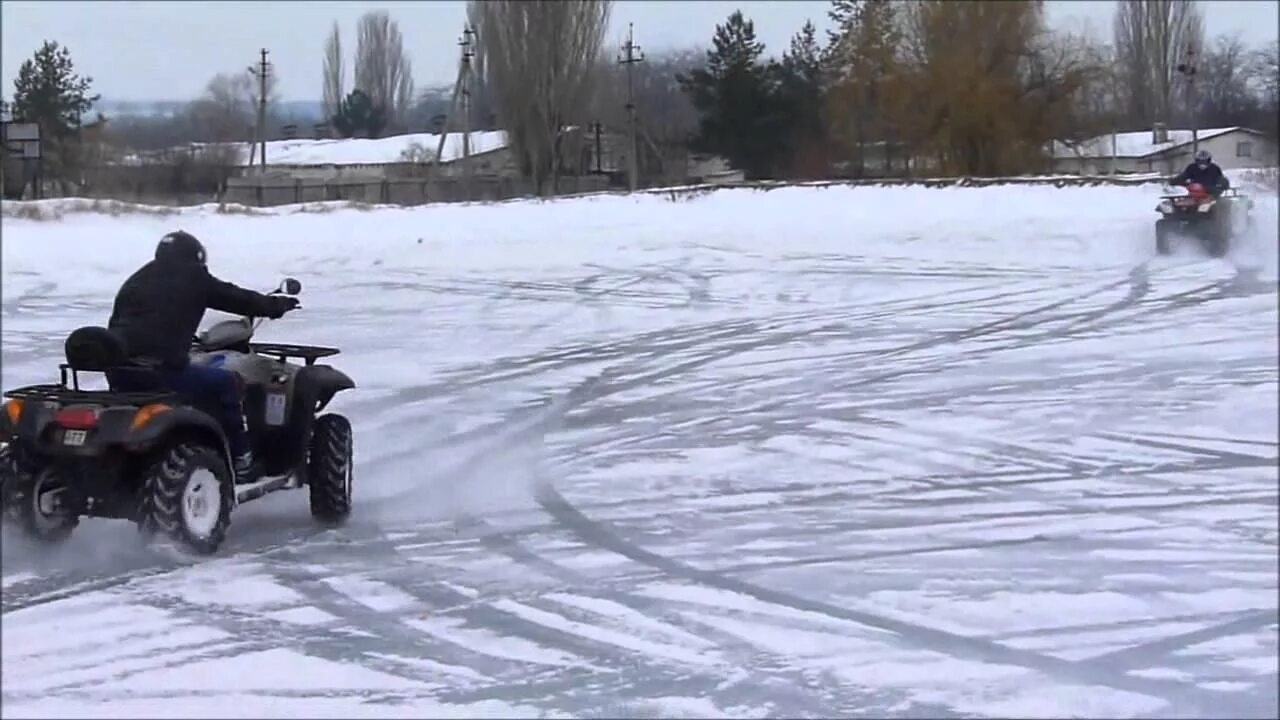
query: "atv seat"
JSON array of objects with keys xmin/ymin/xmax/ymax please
[
  {"xmin": 63, "ymin": 326, "xmax": 166, "ymax": 393},
  {"xmin": 64, "ymin": 326, "xmax": 128, "ymax": 371}
]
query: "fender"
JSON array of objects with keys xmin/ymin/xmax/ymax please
[
  {"xmin": 124, "ymin": 406, "xmax": 234, "ymax": 472},
  {"xmin": 297, "ymin": 364, "xmax": 355, "ymax": 412},
  {"xmin": 245, "ymin": 365, "xmax": 352, "ymax": 476}
]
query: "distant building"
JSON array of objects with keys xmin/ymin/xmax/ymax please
[
  {"xmin": 1051, "ymin": 125, "xmax": 1277, "ymax": 175},
  {"xmin": 229, "ymin": 130, "xmax": 513, "ymax": 181}
]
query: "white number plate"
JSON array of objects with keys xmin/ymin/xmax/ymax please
[
  {"xmin": 63, "ymin": 429, "xmax": 88, "ymax": 446},
  {"xmin": 265, "ymin": 393, "xmax": 287, "ymax": 426}
]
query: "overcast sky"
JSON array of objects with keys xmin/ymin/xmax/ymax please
[{"xmin": 2, "ymin": 1, "xmax": 1277, "ymax": 103}]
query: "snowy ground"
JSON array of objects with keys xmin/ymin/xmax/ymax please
[{"xmin": 1, "ymin": 181, "xmax": 1277, "ymax": 718}]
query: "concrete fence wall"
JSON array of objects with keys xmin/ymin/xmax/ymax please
[{"xmin": 222, "ymin": 174, "xmax": 612, "ymax": 208}]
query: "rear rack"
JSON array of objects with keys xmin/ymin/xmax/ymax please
[{"xmin": 3, "ymin": 383, "xmax": 175, "ymax": 407}]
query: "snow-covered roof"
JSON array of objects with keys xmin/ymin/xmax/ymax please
[
  {"xmin": 118, "ymin": 130, "xmax": 510, "ymax": 168},
  {"xmin": 1051, "ymin": 127, "xmax": 1250, "ymax": 159},
  {"xmin": 255, "ymin": 130, "xmax": 509, "ymax": 167},
  {"xmin": 247, "ymin": 130, "xmax": 506, "ymax": 166}
]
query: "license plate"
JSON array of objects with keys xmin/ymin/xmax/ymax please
[
  {"xmin": 265, "ymin": 393, "xmax": 287, "ymax": 426},
  {"xmin": 63, "ymin": 429, "xmax": 88, "ymax": 446}
]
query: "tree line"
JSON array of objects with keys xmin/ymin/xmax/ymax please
[
  {"xmin": 6, "ymin": 0, "xmax": 1277, "ymax": 199},
  {"xmin": 683, "ymin": 0, "xmax": 1277, "ymax": 179}
]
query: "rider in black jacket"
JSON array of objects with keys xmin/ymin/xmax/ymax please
[
  {"xmin": 1171, "ymin": 149, "xmax": 1231, "ymax": 195},
  {"xmin": 108, "ymin": 231, "xmax": 298, "ymax": 483}
]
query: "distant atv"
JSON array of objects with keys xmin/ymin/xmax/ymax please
[
  {"xmin": 1154, "ymin": 182, "xmax": 1254, "ymax": 257},
  {"xmin": 0, "ymin": 278, "xmax": 356, "ymax": 555}
]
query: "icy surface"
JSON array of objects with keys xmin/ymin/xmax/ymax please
[{"xmin": 2, "ymin": 181, "xmax": 1277, "ymax": 718}]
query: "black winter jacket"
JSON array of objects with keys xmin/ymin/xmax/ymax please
[
  {"xmin": 1171, "ymin": 161, "xmax": 1230, "ymax": 193},
  {"xmin": 108, "ymin": 257, "xmax": 280, "ymax": 369}
]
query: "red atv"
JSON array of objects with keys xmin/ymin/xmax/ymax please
[{"xmin": 1154, "ymin": 181, "xmax": 1252, "ymax": 258}]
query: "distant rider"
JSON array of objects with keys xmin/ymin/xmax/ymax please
[
  {"xmin": 1170, "ymin": 149, "xmax": 1230, "ymax": 196},
  {"xmin": 107, "ymin": 231, "xmax": 298, "ymax": 484}
]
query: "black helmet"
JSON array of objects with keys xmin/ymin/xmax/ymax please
[
  {"xmin": 155, "ymin": 230, "xmax": 206, "ymax": 265},
  {"xmin": 1194, "ymin": 149, "xmax": 1212, "ymax": 164}
]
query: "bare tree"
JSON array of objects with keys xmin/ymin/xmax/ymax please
[
  {"xmin": 871, "ymin": 1, "xmax": 1099, "ymax": 176},
  {"xmin": 323, "ymin": 22, "xmax": 345, "ymax": 124},
  {"xmin": 1113, "ymin": 0, "xmax": 1203, "ymax": 130},
  {"xmin": 463, "ymin": 4, "xmax": 497, "ymax": 128},
  {"xmin": 1251, "ymin": 40, "xmax": 1279, "ymax": 137},
  {"xmin": 354, "ymin": 10, "xmax": 414, "ymax": 133},
  {"xmin": 469, "ymin": 0, "xmax": 613, "ymax": 195},
  {"xmin": 589, "ymin": 47, "xmax": 703, "ymax": 144},
  {"xmin": 1191, "ymin": 34, "xmax": 1257, "ymax": 128},
  {"xmin": 188, "ymin": 72, "xmax": 254, "ymax": 143}
]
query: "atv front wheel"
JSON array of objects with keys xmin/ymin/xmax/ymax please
[
  {"xmin": 308, "ymin": 414, "xmax": 352, "ymax": 526},
  {"xmin": 138, "ymin": 443, "xmax": 233, "ymax": 554},
  {"xmin": 4, "ymin": 461, "xmax": 79, "ymax": 545}
]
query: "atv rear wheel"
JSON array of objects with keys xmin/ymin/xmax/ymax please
[
  {"xmin": 138, "ymin": 443, "xmax": 233, "ymax": 555},
  {"xmin": 4, "ymin": 461, "xmax": 79, "ymax": 545},
  {"xmin": 308, "ymin": 414, "xmax": 352, "ymax": 526}
]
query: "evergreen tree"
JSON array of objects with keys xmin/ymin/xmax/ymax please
[
  {"xmin": 11, "ymin": 40, "xmax": 99, "ymax": 187},
  {"xmin": 678, "ymin": 11, "xmax": 784, "ymax": 179},
  {"xmin": 331, "ymin": 88, "xmax": 387, "ymax": 139},
  {"xmin": 12, "ymin": 40, "xmax": 98, "ymax": 138},
  {"xmin": 775, "ymin": 21, "xmax": 828, "ymax": 177}
]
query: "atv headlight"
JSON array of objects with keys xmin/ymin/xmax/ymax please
[
  {"xmin": 1198, "ymin": 203, "xmax": 1213, "ymax": 213},
  {"xmin": 1157, "ymin": 200, "xmax": 1173, "ymax": 213}
]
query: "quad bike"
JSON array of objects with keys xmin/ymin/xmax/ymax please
[
  {"xmin": 1154, "ymin": 182, "xmax": 1254, "ymax": 258},
  {"xmin": 0, "ymin": 277, "xmax": 356, "ymax": 555}
]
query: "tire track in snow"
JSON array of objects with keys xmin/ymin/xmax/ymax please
[
  {"xmin": 338, "ymin": 371, "xmax": 878, "ymax": 713},
  {"xmin": 532, "ymin": 482, "xmax": 1267, "ymax": 718},
  {"xmin": 1, "ymin": 527, "xmax": 332, "ymax": 614},
  {"xmin": 455, "ymin": 516, "xmax": 866, "ymax": 716},
  {"xmin": 1084, "ymin": 610, "xmax": 1278, "ymax": 671},
  {"xmin": 341, "ymin": 266, "xmax": 1132, "ymax": 418},
  {"xmin": 286, "ymin": 526, "xmax": 864, "ymax": 716}
]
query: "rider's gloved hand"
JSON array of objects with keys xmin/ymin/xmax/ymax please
[{"xmin": 265, "ymin": 296, "xmax": 299, "ymax": 319}]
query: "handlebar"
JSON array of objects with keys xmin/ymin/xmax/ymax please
[{"xmin": 190, "ymin": 278, "xmax": 302, "ymax": 346}]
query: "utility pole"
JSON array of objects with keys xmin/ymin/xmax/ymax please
[
  {"xmin": 461, "ymin": 25, "xmax": 475, "ymax": 201},
  {"xmin": 433, "ymin": 23, "xmax": 476, "ymax": 201},
  {"xmin": 618, "ymin": 23, "xmax": 644, "ymax": 192},
  {"xmin": 1177, "ymin": 44, "xmax": 1198, "ymax": 155},
  {"xmin": 249, "ymin": 48, "xmax": 271, "ymax": 175}
]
